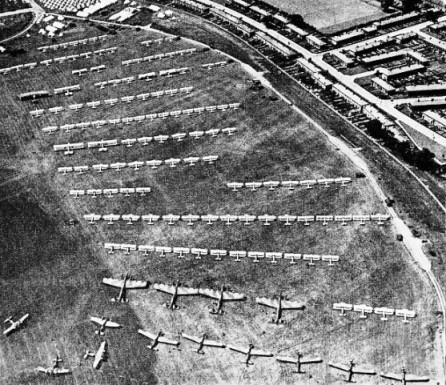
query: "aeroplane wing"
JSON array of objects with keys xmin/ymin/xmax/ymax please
[
  {"xmin": 125, "ymin": 279, "xmax": 148, "ymax": 289},
  {"xmin": 255, "ymin": 298, "xmax": 279, "ymax": 309},
  {"xmin": 104, "ymin": 320, "xmax": 121, "ymax": 328},
  {"xmin": 153, "ymin": 284, "xmax": 176, "ymax": 295},
  {"xmin": 93, "ymin": 341, "xmax": 107, "ymax": 369},
  {"xmin": 19, "ymin": 314, "xmax": 29, "ymax": 324},
  {"xmin": 353, "ymin": 366, "xmax": 376, "ymax": 375},
  {"xmin": 90, "ymin": 317, "xmax": 104, "ymax": 326},
  {"xmin": 102, "ymin": 278, "xmax": 124, "ymax": 288},
  {"xmin": 301, "ymin": 356, "xmax": 323, "ymax": 364},
  {"xmin": 203, "ymin": 339, "xmax": 225, "ymax": 348},
  {"xmin": 380, "ymin": 372, "xmax": 429, "ymax": 382},
  {"xmin": 176, "ymin": 287, "xmax": 199, "ymax": 296},
  {"xmin": 280, "ymin": 300, "xmax": 305, "ymax": 310},
  {"xmin": 3, "ymin": 325, "xmax": 15, "ymax": 335},
  {"xmin": 36, "ymin": 367, "xmax": 47, "ymax": 373},
  {"xmin": 138, "ymin": 329, "xmax": 157, "ymax": 340},
  {"xmin": 198, "ymin": 289, "xmax": 221, "ymax": 299},
  {"xmin": 251, "ymin": 349, "xmax": 274, "ymax": 357},
  {"xmin": 329, "ymin": 362, "xmax": 351, "ymax": 372},
  {"xmin": 181, "ymin": 333, "xmax": 201, "ymax": 344},
  {"xmin": 222, "ymin": 292, "xmax": 246, "ymax": 301},
  {"xmin": 90, "ymin": 317, "xmax": 121, "ymax": 328},
  {"xmin": 158, "ymin": 336, "xmax": 180, "ymax": 346},
  {"xmin": 55, "ymin": 368, "xmax": 72, "ymax": 375},
  {"xmin": 276, "ymin": 356, "xmax": 298, "ymax": 364},
  {"xmin": 228, "ymin": 345, "xmax": 250, "ymax": 355}
]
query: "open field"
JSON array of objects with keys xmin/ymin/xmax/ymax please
[
  {"xmin": 0, "ymin": 13, "xmax": 34, "ymax": 41},
  {"xmin": 0, "ymin": 16, "xmax": 443, "ymax": 385},
  {"xmin": 260, "ymin": 0, "xmax": 387, "ymax": 33},
  {"xmin": 0, "ymin": 0, "xmax": 30, "ymax": 13}
]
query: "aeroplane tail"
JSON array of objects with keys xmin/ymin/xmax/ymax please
[
  {"xmin": 192, "ymin": 348, "xmax": 205, "ymax": 354},
  {"xmin": 147, "ymin": 345, "xmax": 158, "ymax": 351},
  {"xmin": 95, "ymin": 330, "xmax": 105, "ymax": 336},
  {"xmin": 83, "ymin": 350, "xmax": 94, "ymax": 360},
  {"xmin": 209, "ymin": 309, "xmax": 223, "ymax": 315},
  {"xmin": 3, "ymin": 316, "xmax": 12, "ymax": 324}
]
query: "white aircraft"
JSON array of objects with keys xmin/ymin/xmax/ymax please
[
  {"xmin": 102, "ymin": 274, "xmax": 148, "ymax": 302},
  {"xmin": 395, "ymin": 309, "xmax": 416, "ymax": 323},
  {"xmin": 220, "ymin": 215, "xmax": 238, "ymax": 225},
  {"xmin": 184, "ymin": 157, "xmax": 200, "ymax": 166},
  {"xmin": 276, "ymin": 352, "xmax": 323, "ymax": 373},
  {"xmin": 191, "ymin": 248, "xmax": 208, "ymax": 259},
  {"xmin": 353, "ymin": 304, "xmax": 374, "ymax": 319},
  {"xmin": 154, "ymin": 135, "xmax": 169, "ymax": 144},
  {"xmin": 163, "ymin": 214, "xmax": 180, "ymax": 225},
  {"xmin": 227, "ymin": 182, "xmax": 244, "ymax": 191},
  {"xmin": 142, "ymin": 214, "xmax": 160, "ymax": 224},
  {"xmin": 329, "ymin": 360, "xmax": 376, "ymax": 382},
  {"xmin": 172, "ymin": 133, "xmax": 187, "ymax": 142},
  {"xmin": 283, "ymin": 253, "xmax": 302, "ymax": 264},
  {"xmin": 90, "ymin": 316, "xmax": 122, "ymax": 335},
  {"xmin": 258, "ymin": 214, "xmax": 276, "ymax": 226},
  {"xmin": 181, "ymin": 333, "xmax": 225, "ymax": 354},
  {"xmin": 147, "ymin": 160, "xmax": 163, "ymax": 169},
  {"xmin": 300, "ymin": 179, "xmax": 317, "ymax": 189},
  {"xmin": 317, "ymin": 178, "xmax": 335, "ymax": 187},
  {"xmin": 245, "ymin": 182, "xmax": 262, "ymax": 191},
  {"xmin": 165, "ymin": 158, "xmax": 181, "ymax": 168},
  {"xmin": 3, "ymin": 314, "xmax": 29, "ymax": 336},
  {"xmin": 201, "ymin": 214, "xmax": 219, "ymax": 224},
  {"xmin": 322, "ymin": 255, "xmax": 340, "ymax": 265},
  {"xmin": 199, "ymin": 285, "xmax": 246, "ymax": 315},
  {"xmin": 181, "ymin": 214, "xmax": 200, "ymax": 225},
  {"xmin": 93, "ymin": 164, "xmax": 109, "ymax": 173},
  {"xmin": 138, "ymin": 137, "xmax": 153, "ymax": 146},
  {"xmin": 333, "ymin": 302, "xmax": 353, "ymax": 316},
  {"xmin": 128, "ymin": 161, "xmax": 144, "ymax": 171},
  {"xmin": 103, "ymin": 214, "xmax": 120, "ymax": 224},
  {"xmin": 278, "ymin": 215, "xmax": 297, "ymax": 226},
  {"xmin": 202, "ymin": 155, "xmax": 218, "ymax": 164},
  {"xmin": 222, "ymin": 127, "xmax": 237, "ymax": 135},
  {"xmin": 121, "ymin": 95, "xmax": 134, "ymax": 103},
  {"xmin": 30, "ymin": 109, "xmax": 44, "ymax": 117},
  {"xmin": 238, "ymin": 214, "xmax": 256, "ymax": 225},
  {"xmin": 228, "ymin": 344, "xmax": 273, "ymax": 366},
  {"xmin": 374, "ymin": 307, "xmax": 395, "ymax": 321},
  {"xmin": 84, "ymin": 341, "xmax": 108, "ymax": 370},
  {"xmin": 110, "ymin": 162, "xmax": 127, "ymax": 171},
  {"xmin": 36, "ymin": 356, "xmax": 71, "ymax": 376},
  {"xmin": 263, "ymin": 181, "xmax": 280, "ymax": 190},
  {"xmin": 256, "ymin": 295, "xmax": 305, "ymax": 324},
  {"xmin": 122, "ymin": 214, "xmax": 140, "ymax": 225},
  {"xmin": 69, "ymin": 189, "xmax": 85, "ymax": 198},
  {"xmin": 155, "ymin": 246, "xmax": 172, "ymax": 257},
  {"xmin": 281, "ymin": 181, "xmax": 300, "ymax": 190},
  {"xmin": 153, "ymin": 282, "xmax": 199, "ymax": 310},
  {"xmin": 189, "ymin": 131, "xmax": 204, "ymax": 140},
  {"xmin": 136, "ymin": 187, "xmax": 151, "ymax": 196},
  {"xmin": 206, "ymin": 128, "xmax": 220, "ymax": 137},
  {"xmin": 380, "ymin": 368, "xmax": 429, "ymax": 384},
  {"xmin": 138, "ymin": 330, "xmax": 180, "ymax": 350}
]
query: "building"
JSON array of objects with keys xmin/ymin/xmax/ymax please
[
  {"xmin": 378, "ymin": 64, "xmax": 425, "ymax": 81},
  {"xmin": 371, "ymin": 77, "xmax": 396, "ymax": 95},
  {"xmin": 423, "ymin": 110, "xmax": 446, "ymax": 128},
  {"xmin": 296, "ymin": 58, "xmax": 321, "ymax": 74},
  {"xmin": 306, "ymin": 35, "xmax": 327, "ymax": 49},
  {"xmin": 332, "ymin": 83, "xmax": 368, "ymax": 111},
  {"xmin": 406, "ymin": 83, "xmax": 446, "ymax": 96},
  {"xmin": 312, "ymin": 73, "xmax": 333, "ymax": 90},
  {"xmin": 410, "ymin": 98, "xmax": 446, "ymax": 110},
  {"xmin": 255, "ymin": 32, "xmax": 293, "ymax": 57},
  {"xmin": 331, "ymin": 29, "xmax": 365, "ymax": 46},
  {"xmin": 331, "ymin": 51, "xmax": 354, "ymax": 67}
]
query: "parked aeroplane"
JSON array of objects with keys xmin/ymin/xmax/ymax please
[
  {"xmin": 228, "ymin": 343, "xmax": 273, "ymax": 365},
  {"xmin": 380, "ymin": 368, "xmax": 429, "ymax": 384},
  {"xmin": 276, "ymin": 352, "xmax": 323, "ymax": 373},
  {"xmin": 256, "ymin": 295, "xmax": 305, "ymax": 324},
  {"xmin": 181, "ymin": 333, "xmax": 225, "ymax": 354},
  {"xmin": 90, "ymin": 316, "xmax": 122, "ymax": 335},
  {"xmin": 102, "ymin": 274, "xmax": 148, "ymax": 302},
  {"xmin": 36, "ymin": 356, "xmax": 71, "ymax": 376},
  {"xmin": 138, "ymin": 330, "xmax": 180, "ymax": 350},
  {"xmin": 84, "ymin": 341, "xmax": 108, "ymax": 369},
  {"xmin": 153, "ymin": 281, "xmax": 199, "ymax": 310},
  {"xmin": 329, "ymin": 360, "xmax": 376, "ymax": 382},
  {"xmin": 198, "ymin": 285, "xmax": 246, "ymax": 314},
  {"xmin": 3, "ymin": 313, "xmax": 29, "ymax": 336}
]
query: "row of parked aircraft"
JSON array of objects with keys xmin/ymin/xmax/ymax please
[
  {"xmin": 40, "ymin": 86, "xmax": 195, "ymax": 117},
  {"xmin": 104, "ymin": 242, "xmax": 340, "ymax": 265},
  {"xmin": 227, "ymin": 177, "xmax": 351, "ymax": 191},
  {"xmin": 334, "ymin": 302, "xmax": 416, "ymax": 322},
  {"xmin": 102, "ymin": 277, "xmax": 304, "ymax": 323},
  {"xmin": 58, "ymin": 155, "xmax": 219, "ymax": 174},
  {"xmin": 53, "ymin": 127, "xmax": 238, "ymax": 154},
  {"xmin": 84, "ymin": 212, "xmax": 390, "ymax": 226}
]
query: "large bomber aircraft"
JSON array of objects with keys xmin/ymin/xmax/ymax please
[
  {"xmin": 181, "ymin": 333, "xmax": 225, "ymax": 354},
  {"xmin": 380, "ymin": 368, "xmax": 430, "ymax": 384},
  {"xmin": 153, "ymin": 281, "xmax": 199, "ymax": 310},
  {"xmin": 102, "ymin": 274, "xmax": 148, "ymax": 302},
  {"xmin": 90, "ymin": 316, "xmax": 122, "ymax": 335},
  {"xmin": 138, "ymin": 330, "xmax": 180, "ymax": 351},
  {"xmin": 198, "ymin": 285, "xmax": 246, "ymax": 314},
  {"xmin": 3, "ymin": 314, "xmax": 29, "ymax": 336},
  {"xmin": 36, "ymin": 356, "xmax": 72, "ymax": 376},
  {"xmin": 329, "ymin": 360, "xmax": 376, "ymax": 382},
  {"xmin": 256, "ymin": 295, "xmax": 305, "ymax": 324},
  {"xmin": 228, "ymin": 343, "xmax": 273, "ymax": 366},
  {"xmin": 84, "ymin": 341, "xmax": 108, "ymax": 369},
  {"xmin": 276, "ymin": 352, "xmax": 323, "ymax": 373}
]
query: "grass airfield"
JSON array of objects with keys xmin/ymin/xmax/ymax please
[{"xmin": 0, "ymin": 21, "xmax": 442, "ymax": 385}]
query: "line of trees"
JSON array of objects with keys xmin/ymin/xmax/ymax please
[
  {"xmin": 380, "ymin": 0, "xmax": 422, "ymax": 12},
  {"xmin": 365, "ymin": 119, "xmax": 439, "ymax": 173}
]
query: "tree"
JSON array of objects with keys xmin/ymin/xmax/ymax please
[
  {"xmin": 401, "ymin": 0, "xmax": 421, "ymax": 13},
  {"xmin": 365, "ymin": 119, "xmax": 385, "ymax": 139}
]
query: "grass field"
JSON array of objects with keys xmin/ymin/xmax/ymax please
[
  {"xmin": 0, "ymin": 17, "xmax": 442, "ymax": 385},
  {"xmin": 260, "ymin": 0, "xmax": 387, "ymax": 33},
  {"xmin": 0, "ymin": 13, "xmax": 34, "ymax": 42}
]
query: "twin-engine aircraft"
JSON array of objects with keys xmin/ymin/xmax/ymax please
[
  {"xmin": 3, "ymin": 314, "xmax": 29, "ymax": 336},
  {"xmin": 256, "ymin": 295, "xmax": 305, "ymax": 324},
  {"xmin": 198, "ymin": 285, "xmax": 246, "ymax": 314},
  {"xmin": 329, "ymin": 360, "xmax": 376, "ymax": 382},
  {"xmin": 228, "ymin": 343, "xmax": 273, "ymax": 366},
  {"xmin": 84, "ymin": 341, "xmax": 108, "ymax": 369},
  {"xmin": 138, "ymin": 330, "xmax": 180, "ymax": 350},
  {"xmin": 36, "ymin": 356, "xmax": 71, "ymax": 376},
  {"xmin": 102, "ymin": 274, "xmax": 148, "ymax": 302},
  {"xmin": 181, "ymin": 333, "xmax": 225, "ymax": 354},
  {"xmin": 380, "ymin": 368, "xmax": 430, "ymax": 384},
  {"xmin": 90, "ymin": 316, "xmax": 122, "ymax": 335},
  {"xmin": 153, "ymin": 281, "xmax": 199, "ymax": 310}
]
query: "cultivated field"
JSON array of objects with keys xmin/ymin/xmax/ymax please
[
  {"xmin": 261, "ymin": 0, "xmax": 387, "ymax": 33},
  {"xmin": 0, "ymin": 19, "xmax": 442, "ymax": 385}
]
